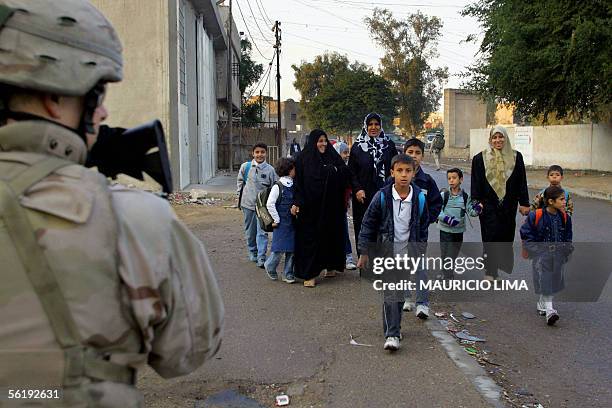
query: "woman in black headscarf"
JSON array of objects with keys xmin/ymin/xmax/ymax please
[
  {"xmin": 293, "ymin": 129, "xmax": 351, "ymax": 287},
  {"xmin": 349, "ymin": 113, "xmax": 397, "ymax": 252}
]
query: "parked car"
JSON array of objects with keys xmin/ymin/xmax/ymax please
[{"xmin": 387, "ymin": 133, "xmax": 407, "ymax": 155}]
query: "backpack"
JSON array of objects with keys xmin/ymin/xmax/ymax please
[
  {"xmin": 237, "ymin": 161, "xmax": 252, "ymax": 209},
  {"xmin": 441, "ymin": 189, "xmax": 469, "ymax": 218},
  {"xmin": 255, "ymin": 181, "xmax": 284, "ymax": 232},
  {"xmin": 433, "ymin": 135, "xmax": 445, "ymax": 150},
  {"xmin": 380, "ymin": 189, "xmax": 426, "ymax": 221},
  {"xmin": 520, "ymin": 208, "xmax": 568, "ymax": 259}
]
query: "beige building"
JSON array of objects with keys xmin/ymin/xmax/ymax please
[
  {"xmin": 90, "ymin": 0, "xmax": 240, "ymax": 189},
  {"xmin": 443, "ymin": 89, "xmax": 487, "ymax": 157}
]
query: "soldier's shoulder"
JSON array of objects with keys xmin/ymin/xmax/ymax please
[{"xmin": 110, "ymin": 186, "xmax": 176, "ymax": 225}]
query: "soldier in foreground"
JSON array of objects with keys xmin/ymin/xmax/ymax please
[{"xmin": 0, "ymin": 1, "xmax": 224, "ymax": 406}]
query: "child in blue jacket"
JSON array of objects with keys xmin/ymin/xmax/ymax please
[
  {"xmin": 357, "ymin": 154, "xmax": 429, "ymax": 352},
  {"xmin": 520, "ymin": 186, "xmax": 573, "ymax": 326}
]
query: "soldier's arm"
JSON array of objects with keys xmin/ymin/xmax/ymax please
[{"xmin": 113, "ymin": 188, "xmax": 223, "ymax": 378}]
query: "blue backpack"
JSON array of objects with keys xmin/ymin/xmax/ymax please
[{"xmin": 379, "ymin": 189, "xmax": 426, "ymax": 219}]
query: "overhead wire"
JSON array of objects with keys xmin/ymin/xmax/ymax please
[
  {"xmin": 235, "ymin": 0, "xmax": 272, "ymax": 59},
  {"xmin": 244, "ymin": 0, "xmax": 275, "ymax": 46},
  {"xmin": 255, "ymin": 0, "xmax": 274, "ymax": 27}
]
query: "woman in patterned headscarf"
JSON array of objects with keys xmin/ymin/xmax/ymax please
[
  {"xmin": 348, "ymin": 113, "xmax": 398, "ymax": 253},
  {"xmin": 471, "ymin": 126, "xmax": 530, "ymax": 280}
]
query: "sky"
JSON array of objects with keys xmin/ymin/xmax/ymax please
[{"xmin": 232, "ymin": 0, "xmax": 484, "ymax": 108}]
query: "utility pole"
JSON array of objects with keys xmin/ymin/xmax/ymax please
[
  {"xmin": 259, "ymin": 89, "xmax": 263, "ymax": 128},
  {"xmin": 226, "ymin": 0, "xmax": 234, "ymax": 171},
  {"xmin": 274, "ymin": 21, "xmax": 281, "ymax": 149}
]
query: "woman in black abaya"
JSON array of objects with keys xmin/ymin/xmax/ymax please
[{"xmin": 293, "ymin": 129, "xmax": 350, "ymax": 287}]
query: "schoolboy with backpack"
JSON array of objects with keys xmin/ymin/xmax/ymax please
[
  {"xmin": 437, "ymin": 168, "xmax": 482, "ymax": 279},
  {"xmin": 356, "ymin": 155, "xmax": 430, "ymax": 352},
  {"xmin": 236, "ymin": 143, "xmax": 278, "ymax": 267}
]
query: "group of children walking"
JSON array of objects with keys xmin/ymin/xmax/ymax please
[{"xmin": 237, "ymin": 138, "xmax": 575, "ymax": 352}]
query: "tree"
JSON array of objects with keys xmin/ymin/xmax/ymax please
[
  {"xmin": 292, "ymin": 53, "xmax": 396, "ymax": 133},
  {"xmin": 365, "ymin": 9, "xmax": 448, "ymax": 135},
  {"xmin": 239, "ymin": 38, "xmax": 264, "ymax": 95},
  {"xmin": 461, "ymin": 0, "xmax": 612, "ymax": 121},
  {"xmin": 239, "ymin": 38, "xmax": 264, "ymax": 125},
  {"xmin": 308, "ymin": 68, "xmax": 396, "ymax": 134}
]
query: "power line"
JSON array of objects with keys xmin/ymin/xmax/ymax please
[
  {"xmin": 235, "ymin": 0, "xmax": 272, "ymax": 59},
  {"xmin": 311, "ymin": 0, "xmax": 463, "ymax": 8},
  {"xmin": 244, "ymin": 0, "xmax": 275, "ymax": 45},
  {"xmin": 255, "ymin": 0, "xmax": 273, "ymax": 27},
  {"xmin": 291, "ymin": 0, "xmax": 364, "ymax": 27},
  {"xmin": 283, "ymin": 30, "xmax": 373, "ymax": 58},
  {"xmin": 246, "ymin": 50, "xmax": 276, "ymax": 99}
]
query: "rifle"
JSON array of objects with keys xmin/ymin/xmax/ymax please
[{"xmin": 86, "ymin": 120, "xmax": 173, "ymax": 195}]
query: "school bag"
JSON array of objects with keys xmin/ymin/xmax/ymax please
[
  {"xmin": 237, "ymin": 161, "xmax": 251, "ymax": 209},
  {"xmin": 520, "ymin": 208, "xmax": 568, "ymax": 259},
  {"xmin": 380, "ymin": 189, "xmax": 426, "ymax": 220},
  {"xmin": 441, "ymin": 189, "xmax": 469, "ymax": 217},
  {"xmin": 255, "ymin": 181, "xmax": 284, "ymax": 233}
]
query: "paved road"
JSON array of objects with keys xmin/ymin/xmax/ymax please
[
  {"xmin": 423, "ymin": 164, "xmax": 612, "ymax": 408},
  {"xmin": 138, "ymin": 202, "xmax": 491, "ymax": 408}
]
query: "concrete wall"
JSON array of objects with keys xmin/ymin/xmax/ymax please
[
  {"xmin": 470, "ymin": 124, "xmax": 612, "ymax": 171},
  {"xmin": 90, "ymin": 0, "xmax": 170, "ymax": 132},
  {"xmin": 444, "ymin": 89, "xmax": 487, "ymax": 150}
]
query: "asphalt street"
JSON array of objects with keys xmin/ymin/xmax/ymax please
[
  {"xmin": 138, "ymin": 164, "xmax": 612, "ymax": 408},
  {"xmin": 424, "ymin": 163, "xmax": 612, "ymax": 408}
]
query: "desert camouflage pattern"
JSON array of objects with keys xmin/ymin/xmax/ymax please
[
  {"xmin": 0, "ymin": 121, "xmax": 224, "ymax": 407},
  {"xmin": 0, "ymin": 0, "xmax": 122, "ymax": 96}
]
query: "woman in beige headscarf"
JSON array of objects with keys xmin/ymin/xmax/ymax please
[{"xmin": 471, "ymin": 126, "xmax": 530, "ymax": 280}]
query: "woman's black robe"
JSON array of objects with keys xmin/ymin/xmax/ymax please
[
  {"xmin": 293, "ymin": 130, "xmax": 350, "ymax": 280},
  {"xmin": 471, "ymin": 151, "xmax": 530, "ymax": 276}
]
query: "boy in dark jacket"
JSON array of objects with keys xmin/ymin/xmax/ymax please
[
  {"xmin": 401, "ymin": 138, "xmax": 442, "ymax": 314},
  {"xmin": 357, "ymin": 155, "xmax": 429, "ymax": 351}
]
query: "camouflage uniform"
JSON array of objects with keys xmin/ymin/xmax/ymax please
[{"xmin": 0, "ymin": 1, "xmax": 223, "ymax": 406}]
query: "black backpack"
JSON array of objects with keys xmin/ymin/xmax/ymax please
[{"xmin": 441, "ymin": 189, "xmax": 468, "ymax": 217}]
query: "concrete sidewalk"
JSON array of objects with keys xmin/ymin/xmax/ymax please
[
  {"xmin": 424, "ymin": 155, "xmax": 612, "ymax": 202},
  {"xmin": 185, "ymin": 170, "xmax": 239, "ymax": 198}
]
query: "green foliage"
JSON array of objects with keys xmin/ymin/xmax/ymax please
[
  {"xmin": 365, "ymin": 9, "xmax": 448, "ymax": 135},
  {"xmin": 292, "ymin": 52, "xmax": 396, "ymax": 133},
  {"xmin": 462, "ymin": 0, "xmax": 612, "ymax": 121},
  {"xmin": 239, "ymin": 39, "xmax": 264, "ymax": 95}
]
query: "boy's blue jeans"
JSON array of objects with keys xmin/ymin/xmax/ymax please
[
  {"xmin": 242, "ymin": 208, "xmax": 268, "ymax": 263},
  {"xmin": 264, "ymin": 252, "xmax": 294, "ymax": 278}
]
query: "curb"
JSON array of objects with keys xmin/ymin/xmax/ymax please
[
  {"xmin": 426, "ymin": 161, "xmax": 612, "ymax": 203},
  {"xmin": 426, "ymin": 319, "xmax": 505, "ymax": 408}
]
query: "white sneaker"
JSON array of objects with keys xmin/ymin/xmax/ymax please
[
  {"xmin": 415, "ymin": 305, "xmax": 430, "ymax": 320},
  {"xmin": 546, "ymin": 309, "xmax": 559, "ymax": 326},
  {"xmin": 402, "ymin": 301, "xmax": 414, "ymax": 312},
  {"xmin": 345, "ymin": 262, "xmax": 357, "ymax": 270},
  {"xmin": 383, "ymin": 336, "xmax": 400, "ymax": 351},
  {"xmin": 536, "ymin": 300, "xmax": 547, "ymax": 316}
]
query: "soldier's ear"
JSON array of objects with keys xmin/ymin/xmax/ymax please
[{"xmin": 42, "ymin": 93, "xmax": 63, "ymax": 119}]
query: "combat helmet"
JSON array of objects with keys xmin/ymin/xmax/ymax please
[{"xmin": 0, "ymin": 0, "xmax": 123, "ymax": 137}]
